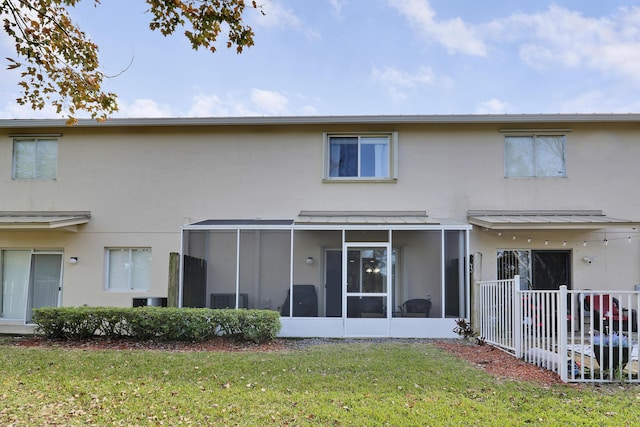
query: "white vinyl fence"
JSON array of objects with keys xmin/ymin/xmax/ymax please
[{"xmin": 475, "ymin": 277, "xmax": 640, "ymax": 383}]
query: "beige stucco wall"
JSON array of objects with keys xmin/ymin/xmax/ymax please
[{"xmin": 1, "ymin": 119, "xmax": 640, "ymax": 313}]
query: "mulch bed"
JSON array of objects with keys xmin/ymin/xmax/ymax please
[
  {"xmin": 9, "ymin": 335, "xmax": 291, "ymax": 352},
  {"xmin": 433, "ymin": 340, "xmax": 566, "ymax": 386}
]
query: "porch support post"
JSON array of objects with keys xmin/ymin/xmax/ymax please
[
  {"xmin": 341, "ymin": 229, "xmax": 346, "ymax": 336},
  {"xmin": 440, "ymin": 229, "xmax": 445, "ymax": 319},
  {"xmin": 558, "ymin": 285, "xmax": 568, "ymax": 382},
  {"xmin": 513, "ymin": 275, "xmax": 522, "ymax": 358},
  {"xmin": 289, "ymin": 227, "xmax": 294, "ymax": 312},
  {"xmin": 465, "ymin": 230, "xmax": 471, "ymax": 319},
  {"xmin": 460, "ymin": 230, "xmax": 467, "ymax": 318},
  {"xmin": 388, "ymin": 228, "xmax": 393, "ymax": 326},
  {"xmin": 235, "ymin": 228, "xmax": 241, "ymax": 308}
]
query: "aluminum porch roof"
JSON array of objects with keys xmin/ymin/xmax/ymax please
[
  {"xmin": 296, "ymin": 210, "xmax": 439, "ymax": 225},
  {"xmin": 0, "ymin": 211, "xmax": 91, "ymax": 231},
  {"xmin": 185, "ymin": 211, "xmax": 471, "ymax": 230},
  {"xmin": 467, "ymin": 210, "xmax": 638, "ymax": 230},
  {"xmin": 190, "ymin": 219, "xmax": 294, "ymax": 227}
]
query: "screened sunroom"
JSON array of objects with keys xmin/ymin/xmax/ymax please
[{"xmin": 180, "ymin": 211, "xmax": 471, "ymax": 338}]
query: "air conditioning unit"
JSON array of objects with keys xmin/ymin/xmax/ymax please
[
  {"xmin": 132, "ymin": 297, "xmax": 167, "ymax": 307},
  {"xmin": 210, "ymin": 293, "xmax": 248, "ymax": 309}
]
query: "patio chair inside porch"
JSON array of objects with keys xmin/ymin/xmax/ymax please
[
  {"xmin": 398, "ymin": 298, "xmax": 432, "ymax": 317},
  {"xmin": 280, "ymin": 284, "xmax": 318, "ymax": 317},
  {"xmin": 584, "ymin": 294, "xmax": 638, "ymax": 333}
]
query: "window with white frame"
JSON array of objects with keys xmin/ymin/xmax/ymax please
[
  {"xmin": 12, "ymin": 138, "xmax": 58, "ymax": 179},
  {"xmin": 325, "ymin": 133, "xmax": 397, "ymax": 181},
  {"xmin": 106, "ymin": 248, "xmax": 151, "ymax": 291},
  {"xmin": 504, "ymin": 134, "xmax": 566, "ymax": 177}
]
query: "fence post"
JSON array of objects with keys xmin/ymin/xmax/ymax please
[
  {"xmin": 472, "ymin": 279, "xmax": 479, "ymax": 336},
  {"xmin": 167, "ymin": 252, "xmax": 180, "ymax": 307},
  {"xmin": 558, "ymin": 285, "xmax": 568, "ymax": 382},
  {"xmin": 513, "ymin": 275, "xmax": 522, "ymax": 358}
]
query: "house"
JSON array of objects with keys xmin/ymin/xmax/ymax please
[{"xmin": 1, "ymin": 114, "xmax": 639, "ymax": 338}]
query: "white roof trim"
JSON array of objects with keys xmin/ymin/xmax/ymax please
[
  {"xmin": 468, "ymin": 210, "xmax": 638, "ymax": 230},
  {"xmin": 3, "ymin": 113, "xmax": 640, "ymax": 129}
]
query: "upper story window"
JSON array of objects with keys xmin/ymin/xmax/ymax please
[
  {"xmin": 12, "ymin": 138, "xmax": 58, "ymax": 180},
  {"xmin": 106, "ymin": 248, "xmax": 151, "ymax": 291},
  {"xmin": 504, "ymin": 134, "xmax": 566, "ymax": 178},
  {"xmin": 324, "ymin": 133, "xmax": 397, "ymax": 181}
]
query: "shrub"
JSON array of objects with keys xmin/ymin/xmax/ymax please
[
  {"xmin": 32, "ymin": 306, "xmax": 281, "ymax": 343},
  {"xmin": 453, "ymin": 318, "xmax": 486, "ymax": 345},
  {"xmin": 213, "ymin": 309, "xmax": 242, "ymax": 338},
  {"xmin": 237, "ymin": 310, "xmax": 281, "ymax": 343},
  {"xmin": 31, "ymin": 307, "xmax": 68, "ymax": 339}
]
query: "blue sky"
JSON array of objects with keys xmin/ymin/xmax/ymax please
[{"xmin": 2, "ymin": 0, "xmax": 640, "ymax": 118}]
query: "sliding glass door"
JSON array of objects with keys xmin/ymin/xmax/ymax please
[{"xmin": 1, "ymin": 251, "xmax": 62, "ymax": 322}]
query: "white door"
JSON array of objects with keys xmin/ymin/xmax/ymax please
[{"xmin": 344, "ymin": 243, "xmax": 391, "ymax": 337}]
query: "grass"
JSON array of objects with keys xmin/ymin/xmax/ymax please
[{"xmin": 1, "ymin": 339, "xmax": 639, "ymax": 426}]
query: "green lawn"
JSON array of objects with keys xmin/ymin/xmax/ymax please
[{"xmin": 1, "ymin": 339, "xmax": 638, "ymax": 426}]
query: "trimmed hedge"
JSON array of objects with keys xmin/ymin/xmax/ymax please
[{"xmin": 31, "ymin": 306, "xmax": 281, "ymax": 343}]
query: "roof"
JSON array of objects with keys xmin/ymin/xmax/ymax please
[
  {"xmin": 184, "ymin": 211, "xmax": 471, "ymax": 231},
  {"xmin": 467, "ymin": 210, "xmax": 638, "ymax": 230},
  {"xmin": 190, "ymin": 219, "xmax": 294, "ymax": 227},
  {"xmin": 2, "ymin": 113, "xmax": 640, "ymax": 129},
  {"xmin": 0, "ymin": 211, "xmax": 91, "ymax": 231},
  {"xmin": 296, "ymin": 210, "xmax": 438, "ymax": 225}
]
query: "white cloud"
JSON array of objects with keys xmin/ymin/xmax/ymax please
[
  {"xmin": 185, "ymin": 89, "xmax": 291, "ymax": 117},
  {"xmin": 186, "ymin": 94, "xmax": 256, "ymax": 117},
  {"xmin": 255, "ymin": 1, "xmax": 301, "ymax": 30},
  {"xmin": 0, "ymin": 100, "xmax": 58, "ymax": 119},
  {"xmin": 186, "ymin": 94, "xmax": 229, "ymax": 116},
  {"xmin": 371, "ymin": 65, "xmax": 452, "ymax": 102},
  {"xmin": 115, "ymin": 99, "xmax": 172, "ymax": 118},
  {"xmin": 250, "ymin": 89, "xmax": 289, "ymax": 115},
  {"xmin": 557, "ymin": 90, "xmax": 640, "ymax": 113},
  {"xmin": 371, "ymin": 65, "xmax": 435, "ymax": 87},
  {"xmin": 490, "ymin": 5, "xmax": 640, "ymax": 84},
  {"xmin": 253, "ymin": 1, "xmax": 320, "ymax": 40},
  {"xmin": 328, "ymin": 0, "xmax": 344, "ymax": 17},
  {"xmin": 389, "ymin": 0, "xmax": 487, "ymax": 56},
  {"xmin": 0, "ymin": 91, "xmax": 173, "ymax": 120},
  {"xmin": 557, "ymin": 91, "xmax": 606, "ymax": 113},
  {"xmin": 475, "ymin": 98, "xmax": 511, "ymax": 114},
  {"xmin": 390, "ymin": 2, "xmax": 640, "ymax": 87},
  {"xmin": 301, "ymin": 105, "xmax": 319, "ymax": 115}
]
